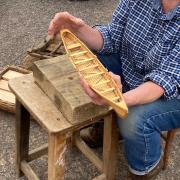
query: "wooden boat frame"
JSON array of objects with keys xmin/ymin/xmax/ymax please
[{"xmin": 60, "ymin": 29, "xmax": 128, "ymax": 119}]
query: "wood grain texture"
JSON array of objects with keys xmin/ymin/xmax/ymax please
[
  {"xmin": 48, "ymin": 133, "xmax": 66, "ymax": 180},
  {"xmin": 0, "ymin": 66, "xmax": 31, "ymax": 113},
  {"xmin": 2, "ymin": 70, "xmax": 25, "ymax": 80},
  {"xmin": 33, "ymin": 55, "xmax": 109, "ymax": 125},
  {"xmin": 9, "ymin": 74, "xmax": 72, "ymax": 133},
  {"xmin": 103, "ymin": 113, "xmax": 118, "ymax": 180},
  {"xmin": 0, "ymin": 79, "xmax": 10, "ymax": 91}
]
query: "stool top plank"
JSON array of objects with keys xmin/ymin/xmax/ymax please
[
  {"xmin": 9, "ymin": 74, "xmax": 72, "ymax": 134},
  {"xmin": 9, "ymin": 74, "xmax": 110, "ymax": 134}
]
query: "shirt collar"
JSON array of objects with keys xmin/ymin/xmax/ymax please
[{"xmin": 153, "ymin": 0, "xmax": 180, "ymax": 20}]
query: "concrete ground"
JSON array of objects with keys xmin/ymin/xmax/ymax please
[{"xmin": 0, "ymin": 0, "xmax": 180, "ymax": 179}]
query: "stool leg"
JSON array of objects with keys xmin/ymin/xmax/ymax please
[
  {"xmin": 48, "ymin": 133, "xmax": 67, "ymax": 180},
  {"xmin": 163, "ymin": 130, "xmax": 176, "ymax": 170},
  {"xmin": 103, "ymin": 113, "xmax": 118, "ymax": 180},
  {"xmin": 16, "ymin": 99, "xmax": 30, "ymax": 177}
]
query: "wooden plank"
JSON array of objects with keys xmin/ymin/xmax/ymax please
[
  {"xmin": 9, "ymin": 75, "xmax": 72, "ymax": 134},
  {"xmin": 0, "ymin": 89, "xmax": 15, "ymax": 103},
  {"xmin": 74, "ymin": 133, "xmax": 103, "ymax": 172},
  {"xmin": 21, "ymin": 161, "xmax": 39, "ymax": 180},
  {"xmin": 0, "ymin": 79, "xmax": 10, "ymax": 91},
  {"xmin": 2, "ymin": 70, "xmax": 25, "ymax": 80},
  {"xmin": 103, "ymin": 113, "xmax": 118, "ymax": 180},
  {"xmin": 0, "ymin": 66, "xmax": 31, "ymax": 113},
  {"xmin": 48, "ymin": 133, "xmax": 66, "ymax": 180},
  {"xmin": 28, "ymin": 143, "xmax": 48, "ymax": 162},
  {"xmin": 33, "ymin": 56, "xmax": 109, "ymax": 125}
]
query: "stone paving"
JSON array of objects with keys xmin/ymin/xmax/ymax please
[{"xmin": 0, "ymin": 0, "xmax": 180, "ymax": 179}]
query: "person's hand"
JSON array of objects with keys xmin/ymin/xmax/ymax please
[
  {"xmin": 48, "ymin": 12, "xmax": 85, "ymax": 39},
  {"xmin": 80, "ymin": 72, "xmax": 122, "ymax": 105}
]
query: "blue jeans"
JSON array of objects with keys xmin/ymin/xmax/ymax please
[{"xmin": 96, "ymin": 53, "xmax": 180, "ymax": 175}]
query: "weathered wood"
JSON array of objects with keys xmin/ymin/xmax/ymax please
[
  {"xmin": 92, "ymin": 174, "xmax": 106, "ymax": 180},
  {"xmin": 48, "ymin": 133, "xmax": 66, "ymax": 180},
  {"xmin": 0, "ymin": 88, "xmax": 15, "ymax": 103},
  {"xmin": 103, "ymin": 113, "xmax": 118, "ymax": 180},
  {"xmin": 33, "ymin": 55, "xmax": 109, "ymax": 124},
  {"xmin": 21, "ymin": 160, "xmax": 39, "ymax": 180},
  {"xmin": 163, "ymin": 130, "xmax": 176, "ymax": 169},
  {"xmin": 2, "ymin": 70, "xmax": 26, "ymax": 80},
  {"xmin": 27, "ymin": 52, "xmax": 52, "ymax": 59},
  {"xmin": 10, "ymin": 74, "xmax": 111, "ymax": 133},
  {"xmin": 16, "ymin": 99, "xmax": 30, "ymax": 177},
  {"xmin": 9, "ymin": 75, "xmax": 72, "ymax": 134},
  {"xmin": 74, "ymin": 132, "xmax": 103, "ymax": 172},
  {"xmin": 0, "ymin": 65, "xmax": 31, "ymax": 79},
  {"xmin": 0, "ymin": 79, "xmax": 9, "ymax": 91},
  {"xmin": 28, "ymin": 143, "xmax": 48, "ymax": 162},
  {"xmin": 0, "ymin": 66, "xmax": 31, "ymax": 113}
]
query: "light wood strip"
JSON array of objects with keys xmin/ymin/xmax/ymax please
[
  {"xmin": 79, "ymin": 65, "xmax": 98, "ymax": 72},
  {"xmin": 74, "ymin": 58, "xmax": 94, "ymax": 64},
  {"xmin": 101, "ymin": 88, "xmax": 115, "ymax": 94},
  {"xmin": 70, "ymin": 50, "xmax": 87, "ymax": 57},
  {"xmin": 2, "ymin": 70, "xmax": 25, "ymax": 80},
  {"xmin": 84, "ymin": 72, "xmax": 104, "ymax": 79},
  {"xmin": 67, "ymin": 43, "xmax": 81, "ymax": 49},
  {"xmin": 92, "ymin": 80, "xmax": 110, "ymax": 87}
]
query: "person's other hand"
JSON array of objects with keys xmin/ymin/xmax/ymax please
[
  {"xmin": 80, "ymin": 72, "xmax": 122, "ymax": 105},
  {"xmin": 48, "ymin": 12, "xmax": 85, "ymax": 38}
]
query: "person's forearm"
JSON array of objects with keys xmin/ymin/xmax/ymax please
[
  {"xmin": 76, "ymin": 24, "xmax": 103, "ymax": 51},
  {"xmin": 123, "ymin": 81, "xmax": 165, "ymax": 106}
]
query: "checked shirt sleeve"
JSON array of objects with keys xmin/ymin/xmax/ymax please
[
  {"xmin": 96, "ymin": 0, "xmax": 130, "ymax": 53},
  {"xmin": 144, "ymin": 42, "xmax": 180, "ymax": 99}
]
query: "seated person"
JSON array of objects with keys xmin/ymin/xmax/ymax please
[{"xmin": 48, "ymin": 0, "xmax": 180, "ymax": 179}]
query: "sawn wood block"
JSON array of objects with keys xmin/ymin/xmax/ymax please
[{"xmin": 33, "ymin": 55, "xmax": 109, "ymax": 124}]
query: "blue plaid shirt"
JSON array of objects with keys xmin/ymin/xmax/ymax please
[{"xmin": 97, "ymin": 0, "xmax": 180, "ymax": 99}]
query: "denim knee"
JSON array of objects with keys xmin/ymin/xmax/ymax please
[{"xmin": 118, "ymin": 106, "xmax": 146, "ymax": 140}]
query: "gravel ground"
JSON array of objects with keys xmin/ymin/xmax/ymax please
[{"xmin": 0, "ymin": 0, "xmax": 180, "ymax": 180}]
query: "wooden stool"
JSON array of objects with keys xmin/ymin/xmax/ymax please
[
  {"xmin": 9, "ymin": 75, "xmax": 118, "ymax": 180},
  {"xmin": 161, "ymin": 129, "xmax": 179, "ymax": 169}
]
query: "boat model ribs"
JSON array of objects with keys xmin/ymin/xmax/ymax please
[{"xmin": 60, "ymin": 29, "xmax": 128, "ymax": 119}]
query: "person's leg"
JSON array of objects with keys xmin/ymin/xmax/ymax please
[
  {"xmin": 80, "ymin": 53, "xmax": 122, "ymax": 147},
  {"xmin": 118, "ymin": 98, "xmax": 180, "ymax": 177}
]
